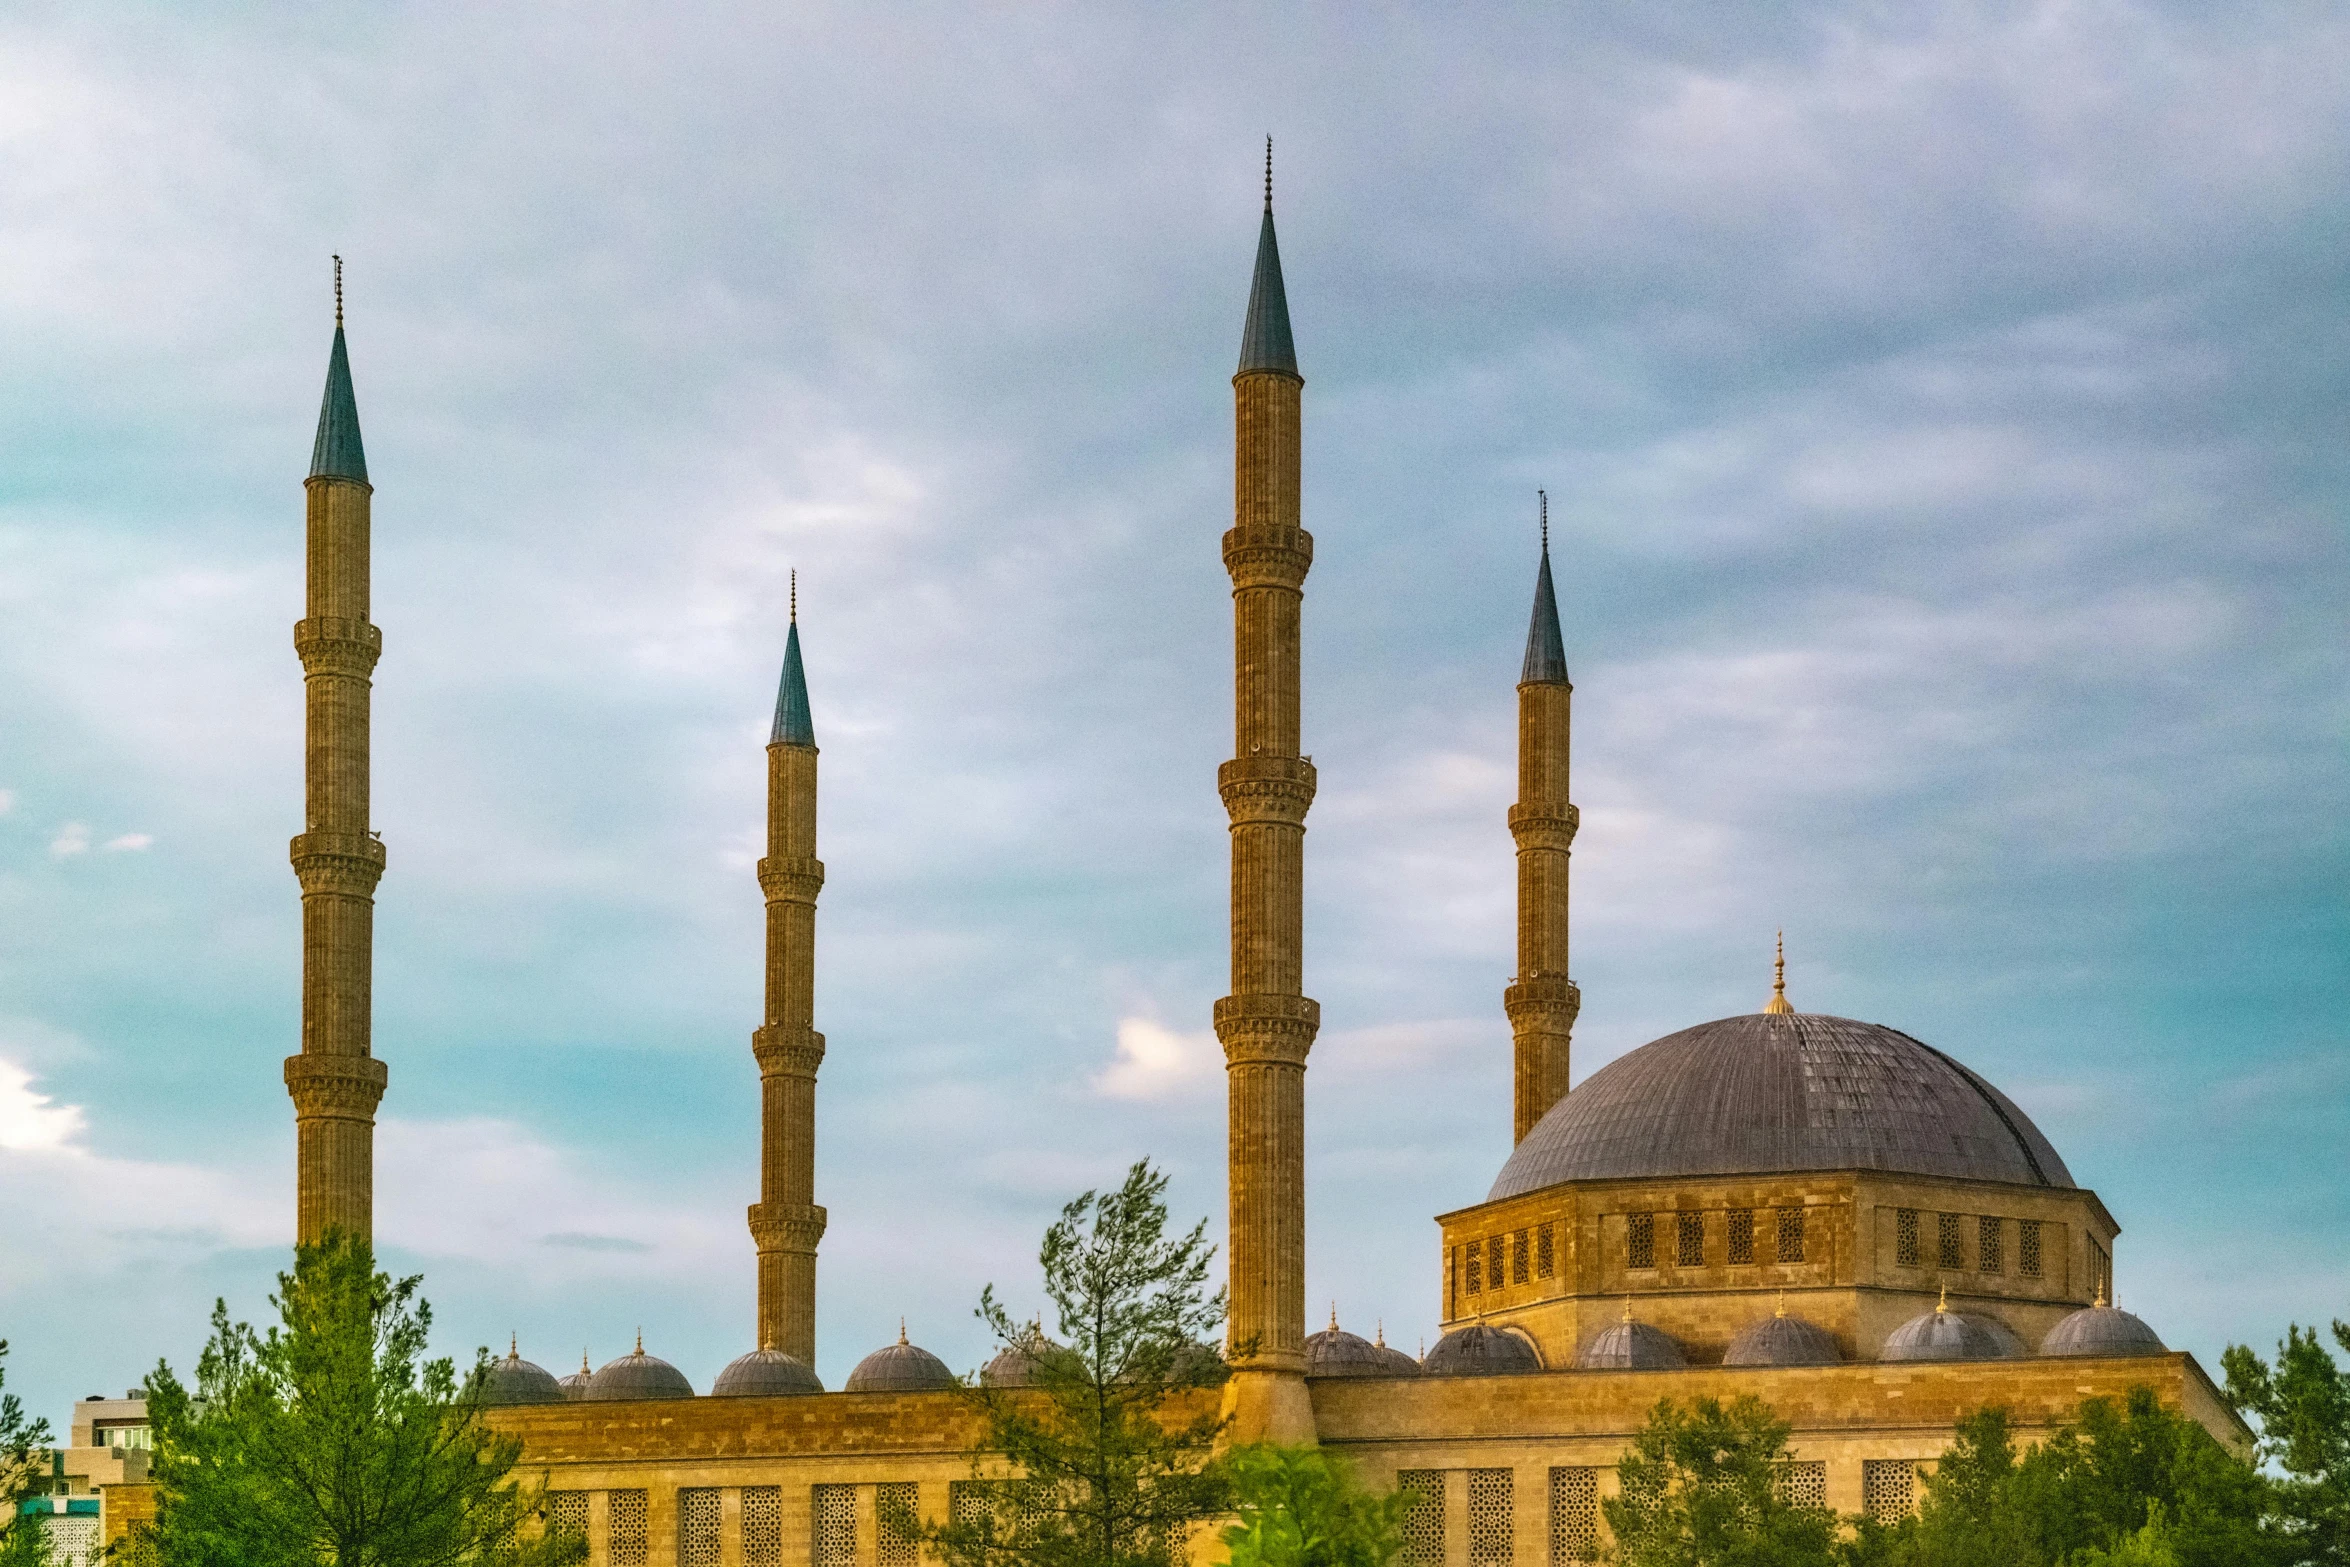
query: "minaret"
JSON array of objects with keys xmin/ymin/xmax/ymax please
[
  {"xmin": 285, "ymin": 258, "xmax": 389, "ymax": 1246},
  {"xmin": 1504, "ymin": 493, "xmax": 1579, "ymax": 1144},
  {"xmin": 1216, "ymin": 145, "xmax": 1318, "ymax": 1444},
  {"xmin": 748, "ymin": 578, "xmax": 827, "ymax": 1364}
]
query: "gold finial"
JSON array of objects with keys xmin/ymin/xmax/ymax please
[
  {"xmin": 2094, "ymin": 1282, "xmax": 2108, "ymax": 1309},
  {"xmin": 898, "ymin": 1317, "xmax": 909, "ymax": 1346},
  {"xmin": 581, "ymin": 1349, "xmax": 590, "ymax": 1374},
  {"xmin": 634, "ymin": 1328, "xmax": 643, "ymax": 1355},
  {"xmin": 1935, "ymin": 1284, "xmax": 1948, "ymax": 1314},
  {"xmin": 1763, "ymin": 931, "xmax": 1794, "ymax": 1014},
  {"xmin": 1375, "ymin": 1320, "xmax": 1387, "ymax": 1348},
  {"xmin": 509, "ymin": 1333, "xmax": 518, "ymax": 1358},
  {"xmin": 1775, "ymin": 1292, "xmax": 1787, "ymax": 1319},
  {"xmin": 790, "ymin": 568, "xmax": 797, "ymax": 625},
  {"xmin": 1329, "ymin": 1302, "xmax": 1339, "ymax": 1332},
  {"xmin": 332, "ymin": 254, "xmax": 343, "ymax": 327},
  {"xmin": 1622, "ymin": 1296, "xmax": 1634, "ymax": 1324},
  {"xmin": 1539, "ymin": 489, "xmax": 1548, "ymax": 554},
  {"xmin": 1264, "ymin": 136, "xmax": 1273, "ymax": 212}
]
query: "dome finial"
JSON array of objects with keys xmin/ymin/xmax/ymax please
[
  {"xmin": 1622, "ymin": 1296, "xmax": 1634, "ymax": 1324},
  {"xmin": 635, "ymin": 1328, "xmax": 643, "ymax": 1356},
  {"xmin": 509, "ymin": 1332, "xmax": 518, "ymax": 1358},
  {"xmin": 1375, "ymin": 1319, "xmax": 1387, "ymax": 1347},
  {"xmin": 898, "ymin": 1317, "xmax": 909, "ymax": 1346},
  {"xmin": 2094, "ymin": 1281, "xmax": 2108, "ymax": 1309},
  {"xmin": 581, "ymin": 1348, "xmax": 591, "ymax": 1374},
  {"xmin": 1935, "ymin": 1283, "xmax": 1948, "ymax": 1314},
  {"xmin": 1775, "ymin": 1291, "xmax": 1787, "ymax": 1319},
  {"xmin": 1763, "ymin": 931, "xmax": 1794, "ymax": 1014},
  {"xmin": 1329, "ymin": 1302, "xmax": 1339, "ymax": 1332}
]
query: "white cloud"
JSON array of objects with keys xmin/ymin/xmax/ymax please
[
  {"xmin": 1091, "ymin": 1017, "xmax": 1220, "ymax": 1102},
  {"xmin": 0, "ymin": 788, "xmax": 14, "ymax": 815},
  {"xmin": 101, "ymin": 832, "xmax": 152, "ymax": 851},
  {"xmin": 48, "ymin": 821, "xmax": 88, "ymax": 856},
  {"xmin": 0, "ymin": 1058, "xmax": 86, "ymax": 1152}
]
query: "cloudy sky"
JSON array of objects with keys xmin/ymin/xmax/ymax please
[{"xmin": 1, "ymin": 1, "xmax": 2344, "ymax": 1420}]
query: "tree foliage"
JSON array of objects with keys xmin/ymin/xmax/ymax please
[
  {"xmin": 926, "ymin": 1160, "xmax": 1230, "ymax": 1567},
  {"xmin": 144, "ymin": 1232, "xmax": 583, "ymax": 1567},
  {"xmin": 0, "ymin": 1342, "xmax": 55, "ymax": 1567},
  {"xmin": 1219, "ymin": 1445, "xmax": 1407, "ymax": 1567},
  {"xmin": 2225, "ymin": 1318, "xmax": 2350, "ymax": 1565},
  {"xmin": 1600, "ymin": 1394, "xmax": 1840, "ymax": 1567}
]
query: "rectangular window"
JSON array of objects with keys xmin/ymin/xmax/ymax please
[
  {"xmin": 878, "ymin": 1482, "xmax": 920, "ymax": 1567},
  {"xmin": 743, "ymin": 1487, "xmax": 783, "ymax": 1567},
  {"xmin": 2019, "ymin": 1220, "xmax": 2042, "ymax": 1278},
  {"xmin": 1398, "ymin": 1472, "xmax": 1445, "ymax": 1567},
  {"xmin": 1467, "ymin": 1469, "xmax": 1513, "ymax": 1567},
  {"xmin": 1464, "ymin": 1243, "xmax": 1482, "ymax": 1295},
  {"xmin": 1677, "ymin": 1211, "xmax": 1705, "ymax": 1268},
  {"xmin": 1535, "ymin": 1223, "xmax": 1556, "ymax": 1279},
  {"xmin": 679, "ymin": 1488, "xmax": 722, "ymax": 1567},
  {"xmin": 610, "ymin": 1490, "xmax": 649, "ymax": 1567},
  {"xmin": 814, "ymin": 1484, "xmax": 858, "ymax": 1567},
  {"xmin": 1549, "ymin": 1468, "xmax": 1599, "ymax": 1565},
  {"xmin": 1862, "ymin": 1461, "xmax": 1918, "ymax": 1524},
  {"xmin": 1979, "ymin": 1216, "xmax": 2003, "ymax": 1275},
  {"xmin": 1628, "ymin": 1213, "xmax": 1656, "ymax": 1270},
  {"xmin": 1488, "ymin": 1236, "xmax": 1507, "ymax": 1291},
  {"xmin": 1938, "ymin": 1212, "xmax": 1964, "ymax": 1270},
  {"xmin": 547, "ymin": 1493, "xmax": 587, "ymax": 1547},
  {"xmin": 1511, "ymin": 1229, "xmax": 1530, "ymax": 1285},
  {"xmin": 1775, "ymin": 1461, "xmax": 1827, "ymax": 1512},
  {"xmin": 1778, "ymin": 1206, "xmax": 1807, "ymax": 1264},
  {"xmin": 1896, "ymin": 1208, "xmax": 1920, "ymax": 1267},
  {"xmin": 1728, "ymin": 1208, "xmax": 1756, "ymax": 1265}
]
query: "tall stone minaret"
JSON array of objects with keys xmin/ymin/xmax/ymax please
[
  {"xmin": 285, "ymin": 261, "xmax": 389, "ymax": 1246},
  {"xmin": 1504, "ymin": 496, "xmax": 1579, "ymax": 1143},
  {"xmin": 1217, "ymin": 150, "xmax": 1318, "ymax": 1444},
  {"xmin": 749, "ymin": 584, "xmax": 826, "ymax": 1364}
]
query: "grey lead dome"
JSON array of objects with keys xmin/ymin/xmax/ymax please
[
  {"xmin": 712, "ymin": 1348, "xmax": 824, "ymax": 1397},
  {"xmin": 1490, "ymin": 1013, "xmax": 2072, "ymax": 1201},
  {"xmin": 2042, "ymin": 1304, "xmax": 2165, "ymax": 1358}
]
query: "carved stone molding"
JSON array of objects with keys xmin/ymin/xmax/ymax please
[
  {"xmin": 293, "ymin": 616, "xmax": 383, "ymax": 679},
  {"xmin": 284, "ymin": 1053, "xmax": 389, "ymax": 1121},
  {"xmin": 1505, "ymin": 973, "xmax": 1583, "ymax": 1029},
  {"xmin": 748, "ymin": 1201, "xmax": 828, "ymax": 1254},
  {"xmin": 751, "ymin": 1026, "xmax": 826, "ymax": 1078},
  {"xmin": 756, "ymin": 855, "xmax": 825, "ymax": 903},
  {"xmin": 1214, "ymin": 992, "xmax": 1321, "ymax": 1066},
  {"xmin": 1221, "ymin": 525, "xmax": 1315, "ymax": 589},
  {"xmin": 289, "ymin": 831, "xmax": 387, "ymax": 896},
  {"xmin": 1217, "ymin": 755, "xmax": 1318, "ymax": 824},
  {"xmin": 1508, "ymin": 802, "xmax": 1580, "ymax": 850}
]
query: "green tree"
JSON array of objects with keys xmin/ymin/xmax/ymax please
[
  {"xmin": 1220, "ymin": 1445, "xmax": 1407, "ymax": 1567},
  {"xmin": 0, "ymin": 1342, "xmax": 57, "ymax": 1567},
  {"xmin": 144, "ymin": 1232, "xmax": 584, "ymax": 1567},
  {"xmin": 1601, "ymin": 1394, "xmax": 1839, "ymax": 1567},
  {"xmin": 1847, "ymin": 1407, "xmax": 2040, "ymax": 1567},
  {"xmin": 925, "ymin": 1159, "xmax": 1230, "ymax": 1567},
  {"xmin": 2225, "ymin": 1318, "xmax": 2350, "ymax": 1565}
]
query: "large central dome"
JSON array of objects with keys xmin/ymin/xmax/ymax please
[{"xmin": 1489, "ymin": 1012, "xmax": 2072, "ymax": 1201}]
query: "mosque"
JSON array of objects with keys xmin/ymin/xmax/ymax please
[{"xmin": 121, "ymin": 181, "xmax": 2245, "ymax": 1563}]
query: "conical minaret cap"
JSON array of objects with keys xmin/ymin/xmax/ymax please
[
  {"xmin": 1521, "ymin": 539, "xmax": 1568, "ymax": 685},
  {"xmin": 1237, "ymin": 149, "xmax": 1298, "ymax": 377},
  {"xmin": 771, "ymin": 619, "xmax": 814, "ymax": 747},
  {"xmin": 309, "ymin": 307, "xmax": 369, "ymax": 484}
]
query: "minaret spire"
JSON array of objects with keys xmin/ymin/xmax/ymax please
[
  {"xmin": 750, "ymin": 585, "xmax": 827, "ymax": 1364},
  {"xmin": 286, "ymin": 261, "xmax": 388, "ymax": 1245},
  {"xmin": 1218, "ymin": 162, "xmax": 1317, "ymax": 1445},
  {"xmin": 1506, "ymin": 493, "xmax": 1579, "ymax": 1142}
]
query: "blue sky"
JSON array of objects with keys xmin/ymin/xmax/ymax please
[{"xmin": 0, "ymin": 1, "xmax": 2344, "ymax": 1421}]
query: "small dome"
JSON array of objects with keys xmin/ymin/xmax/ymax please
[
  {"xmin": 1369, "ymin": 1324, "xmax": 1423, "ymax": 1377},
  {"xmin": 556, "ymin": 1351, "xmax": 594, "ymax": 1400},
  {"xmin": 1305, "ymin": 1313, "xmax": 1385, "ymax": 1378},
  {"xmin": 712, "ymin": 1348, "xmax": 824, "ymax": 1397},
  {"xmin": 1880, "ymin": 1299, "xmax": 2027, "ymax": 1363},
  {"xmin": 1574, "ymin": 1309, "xmax": 1688, "ymax": 1371},
  {"xmin": 982, "ymin": 1330, "xmax": 1075, "ymax": 1388},
  {"xmin": 481, "ymin": 1343, "xmax": 565, "ymax": 1406},
  {"xmin": 1724, "ymin": 1309, "xmax": 1843, "ymax": 1368},
  {"xmin": 847, "ymin": 1325, "xmax": 955, "ymax": 1393},
  {"xmin": 1424, "ymin": 1323, "xmax": 1542, "ymax": 1377},
  {"xmin": 2042, "ymin": 1302, "xmax": 2164, "ymax": 1359},
  {"xmin": 585, "ymin": 1336, "xmax": 696, "ymax": 1401}
]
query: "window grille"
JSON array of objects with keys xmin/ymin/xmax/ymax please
[
  {"xmin": 1862, "ymin": 1461, "xmax": 1917, "ymax": 1524},
  {"xmin": 2019, "ymin": 1220, "xmax": 2042, "ymax": 1278},
  {"xmin": 1677, "ymin": 1211, "xmax": 1705, "ymax": 1268},
  {"xmin": 1775, "ymin": 1461, "xmax": 1827, "ymax": 1511},
  {"xmin": 679, "ymin": 1489, "xmax": 722, "ymax": 1567},
  {"xmin": 45, "ymin": 1516, "xmax": 100, "ymax": 1567},
  {"xmin": 949, "ymin": 1482, "xmax": 989, "ymax": 1534},
  {"xmin": 609, "ymin": 1490, "xmax": 649, "ymax": 1567},
  {"xmin": 1511, "ymin": 1229, "xmax": 1530, "ymax": 1285},
  {"xmin": 1777, "ymin": 1206, "xmax": 1806, "ymax": 1263},
  {"xmin": 1627, "ymin": 1213, "xmax": 1655, "ymax": 1270},
  {"xmin": 743, "ymin": 1487, "xmax": 784, "ymax": 1566},
  {"xmin": 1488, "ymin": 1236, "xmax": 1507, "ymax": 1291},
  {"xmin": 1937, "ymin": 1212, "xmax": 1964, "ymax": 1270},
  {"xmin": 1398, "ymin": 1471, "xmax": 1445, "ymax": 1567},
  {"xmin": 814, "ymin": 1484, "xmax": 858, "ymax": 1567},
  {"xmin": 1896, "ymin": 1209, "xmax": 1919, "ymax": 1267},
  {"xmin": 1728, "ymin": 1208, "xmax": 1755, "ymax": 1264},
  {"xmin": 1549, "ymin": 1467, "xmax": 1599, "ymax": 1564},
  {"xmin": 878, "ymin": 1481, "xmax": 920, "ymax": 1567},
  {"xmin": 1536, "ymin": 1223, "xmax": 1556, "ymax": 1279},
  {"xmin": 1978, "ymin": 1216, "xmax": 2003, "ymax": 1275},
  {"xmin": 547, "ymin": 1492, "xmax": 588, "ymax": 1544},
  {"xmin": 1465, "ymin": 1242, "xmax": 1483, "ymax": 1295},
  {"xmin": 1467, "ymin": 1469, "xmax": 1513, "ymax": 1567}
]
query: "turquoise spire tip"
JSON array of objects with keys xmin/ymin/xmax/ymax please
[
  {"xmin": 1521, "ymin": 541, "xmax": 1569, "ymax": 686},
  {"xmin": 309, "ymin": 323, "xmax": 369, "ymax": 484},
  {"xmin": 1238, "ymin": 203, "xmax": 1298, "ymax": 376},
  {"xmin": 771, "ymin": 620, "xmax": 814, "ymax": 747}
]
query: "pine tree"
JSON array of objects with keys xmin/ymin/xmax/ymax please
[{"xmin": 0, "ymin": 1343, "xmax": 56, "ymax": 1567}]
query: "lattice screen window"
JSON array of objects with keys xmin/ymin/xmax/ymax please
[
  {"xmin": 1535, "ymin": 1223, "xmax": 1556, "ymax": 1278},
  {"xmin": 1467, "ymin": 1468, "xmax": 1513, "ymax": 1567},
  {"xmin": 1398, "ymin": 1470, "xmax": 1445, "ymax": 1567},
  {"xmin": 878, "ymin": 1481, "xmax": 921, "ymax": 1567},
  {"xmin": 1896, "ymin": 1209, "xmax": 1920, "ymax": 1267},
  {"xmin": 1778, "ymin": 1206, "xmax": 1806, "ymax": 1263},
  {"xmin": 1979, "ymin": 1216, "xmax": 2004, "ymax": 1274},
  {"xmin": 2019, "ymin": 1220, "xmax": 2042, "ymax": 1278},
  {"xmin": 1775, "ymin": 1461, "xmax": 1827, "ymax": 1511},
  {"xmin": 46, "ymin": 1516, "xmax": 100, "ymax": 1567},
  {"xmin": 1488, "ymin": 1236, "xmax": 1507, "ymax": 1291},
  {"xmin": 122, "ymin": 1523, "xmax": 162, "ymax": 1567},
  {"xmin": 1511, "ymin": 1229, "xmax": 1530, "ymax": 1285},
  {"xmin": 1627, "ymin": 1213, "xmax": 1655, "ymax": 1270},
  {"xmin": 609, "ymin": 1489, "xmax": 649, "ymax": 1567},
  {"xmin": 949, "ymin": 1482, "xmax": 989, "ymax": 1535},
  {"xmin": 679, "ymin": 1488, "xmax": 722, "ymax": 1567},
  {"xmin": 547, "ymin": 1492, "xmax": 588, "ymax": 1545},
  {"xmin": 1465, "ymin": 1242, "xmax": 1483, "ymax": 1295},
  {"xmin": 814, "ymin": 1484, "xmax": 858, "ymax": 1567},
  {"xmin": 1549, "ymin": 1467, "xmax": 1599, "ymax": 1564},
  {"xmin": 1938, "ymin": 1212, "xmax": 1964, "ymax": 1270},
  {"xmin": 1862, "ymin": 1461, "xmax": 1917, "ymax": 1524},
  {"xmin": 1728, "ymin": 1208, "xmax": 1756, "ymax": 1265},
  {"xmin": 1676, "ymin": 1211, "xmax": 1704, "ymax": 1268},
  {"xmin": 744, "ymin": 1486, "xmax": 784, "ymax": 1566}
]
